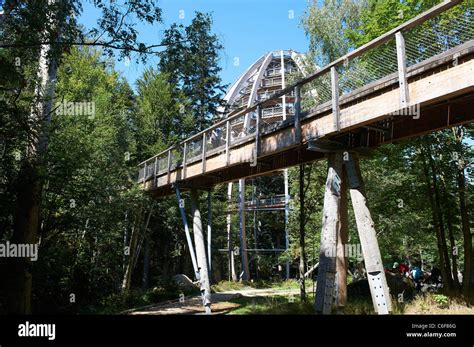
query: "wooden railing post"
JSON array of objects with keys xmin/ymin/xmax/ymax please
[
  {"xmin": 167, "ymin": 149, "xmax": 172, "ymax": 184},
  {"xmin": 331, "ymin": 66, "xmax": 340, "ymax": 132},
  {"xmin": 154, "ymin": 157, "xmax": 158, "ymax": 186},
  {"xmin": 294, "ymin": 85, "xmax": 301, "ymax": 143},
  {"xmin": 182, "ymin": 142, "xmax": 187, "ymax": 179},
  {"xmin": 202, "ymin": 133, "xmax": 207, "ymax": 173},
  {"xmin": 396, "ymin": 31, "xmax": 409, "ymax": 109}
]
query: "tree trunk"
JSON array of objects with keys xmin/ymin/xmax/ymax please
[
  {"xmin": 8, "ymin": 7, "xmax": 58, "ymax": 314},
  {"xmin": 227, "ymin": 182, "xmax": 237, "ymax": 281},
  {"xmin": 122, "ymin": 210, "xmax": 143, "ymax": 293},
  {"xmin": 420, "ymin": 145, "xmax": 453, "ymax": 290},
  {"xmin": 142, "ymin": 235, "xmax": 151, "ymax": 289},
  {"xmin": 453, "ymin": 127, "xmax": 473, "ymax": 297},
  {"xmin": 440, "ymin": 176, "xmax": 460, "ymax": 291}
]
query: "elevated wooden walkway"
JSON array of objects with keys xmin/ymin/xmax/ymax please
[{"xmin": 138, "ymin": 0, "xmax": 474, "ymax": 197}]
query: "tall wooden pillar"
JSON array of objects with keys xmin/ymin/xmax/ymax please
[
  {"xmin": 190, "ymin": 189, "xmax": 212, "ymax": 314},
  {"xmin": 346, "ymin": 153, "xmax": 392, "ymax": 314},
  {"xmin": 315, "ymin": 153, "xmax": 343, "ymax": 314},
  {"xmin": 315, "ymin": 152, "xmax": 391, "ymax": 314},
  {"xmin": 336, "ymin": 164, "xmax": 349, "ymax": 307}
]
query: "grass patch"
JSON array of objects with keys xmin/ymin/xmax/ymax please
[
  {"xmin": 211, "ymin": 279, "xmax": 315, "ymax": 292},
  {"xmin": 341, "ymin": 292, "xmax": 474, "ymax": 315},
  {"xmin": 219, "ymin": 289, "xmax": 474, "ymax": 315},
  {"xmin": 226, "ymin": 294, "xmax": 315, "ymax": 315},
  {"xmin": 401, "ymin": 292, "xmax": 474, "ymax": 314}
]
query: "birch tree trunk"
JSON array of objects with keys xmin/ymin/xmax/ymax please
[{"xmin": 8, "ymin": 3, "xmax": 58, "ymax": 314}]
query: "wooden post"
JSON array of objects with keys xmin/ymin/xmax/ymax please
[
  {"xmin": 166, "ymin": 149, "xmax": 172, "ymax": 184},
  {"xmin": 315, "ymin": 153, "xmax": 343, "ymax": 314},
  {"xmin": 396, "ymin": 31, "xmax": 409, "ymax": 109},
  {"xmin": 154, "ymin": 157, "xmax": 158, "ymax": 187},
  {"xmin": 239, "ymin": 178, "xmax": 250, "ymax": 281},
  {"xmin": 143, "ymin": 162, "xmax": 148, "ymax": 183},
  {"xmin": 202, "ymin": 133, "xmax": 207, "ymax": 173},
  {"xmin": 294, "ymin": 85, "xmax": 302, "ymax": 143},
  {"xmin": 346, "ymin": 152, "xmax": 392, "ymax": 314},
  {"xmin": 190, "ymin": 189, "xmax": 212, "ymax": 314},
  {"xmin": 182, "ymin": 142, "xmax": 187, "ymax": 179},
  {"xmin": 331, "ymin": 66, "xmax": 340, "ymax": 132},
  {"xmin": 227, "ymin": 182, "xmax": 237, "ymax": 281},
  {"xmin": 336, "ymin": 163, "xmax": 349, "ymax": 307}
]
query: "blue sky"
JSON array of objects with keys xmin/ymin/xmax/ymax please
[{"xmin": 78, "ymin": 0, "xmax": 310, "ymax": 90}]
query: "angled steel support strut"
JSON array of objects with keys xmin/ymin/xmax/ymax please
[{"xmin": 174, "ymin": 184, "xmax": 199, "ymax": 278}]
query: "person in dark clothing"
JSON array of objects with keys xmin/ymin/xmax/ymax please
[{"xmin": 427, "ymin": 266, "xmax": 441, "ymax": 285}]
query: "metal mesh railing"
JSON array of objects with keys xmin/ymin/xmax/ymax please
[
  {"xmin": 338, "ymin": 38, "xmax": 398, "ymax": 96},
  {"xmin": 300, "ymin": 70, "xmax": 332, "ymax": 113},
  {"xmin": 405, "ymin": 6, "xmax": 474, "ymax": 66},
  {"xmin": 206, "ymin": 126, "xmax": 227, "ymax": 153},
  {"xmin": 186, "ymin": 139, "xmax": 202, "ymax": 163},
  {"xmin": 137, "ymin": 1, "xmax": 473, "ymax": 185}
]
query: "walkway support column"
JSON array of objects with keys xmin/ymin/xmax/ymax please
[
  {"xmin": 207, "ymin": 188, "xmax": 212, "ymax": 280},
  {"xmin": 284, "ymin": 169, "xmax": 290, "ymax": 279},
  {"xmin": 239, "ymin": 178, "xmax": 250, "ymax": 281},
  {"xmin": 315, "ymin": 153, "xmax": 343, "ymax": 314},
  {"xmin": 175, "ymin": 185, "xmax": 199, "ymax": 278},
  {"xmin": 227, "ymin": 183, "xmax": 237, "ymax": 281},
  {"xmin": 346, "ymin": 152, "xmax": 392, "ymax": 314},
  {"xmin": 336, "ymin": 163, "xmax": 349, "ymax": 308},
  {"xmin": 190, "ymin": 188, "xmax": 212, "ymax": 314}
]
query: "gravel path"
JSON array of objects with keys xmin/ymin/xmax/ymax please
[{"xmin": 125, "ymin": 288, "xmax": 302, "ymax": 315}]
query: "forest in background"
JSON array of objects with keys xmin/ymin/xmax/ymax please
[{"xmin": 0, "ymin": 0, "xmax": 472, "ymax": 314}]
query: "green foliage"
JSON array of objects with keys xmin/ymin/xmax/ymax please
[
  {"xmin": 433, "ymin": 294, "xmax": 449, "ymax": 307},
  {"xmin": 302, "ymin": 0, "xmax": 368, "ymax": 65},
  {"xmin": 159, "ymin": 12, "xmax": 226, "ymax": 134},
  {"xmin": 134, "ymin": 68, "xmax": 180, "ymax": 158}
]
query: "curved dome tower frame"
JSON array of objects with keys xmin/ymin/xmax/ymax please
[{"xmin": 223, "ymin": 50, "xmax": 311, "ymax": 281}]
